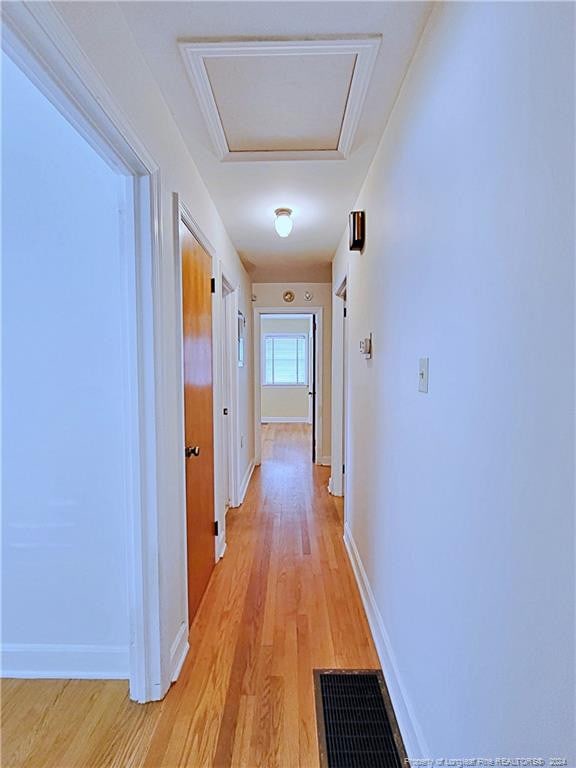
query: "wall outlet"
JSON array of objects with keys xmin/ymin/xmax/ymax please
[{"xmin": 418, "ymin": 357, "xmax": 429, "ymax": 393}]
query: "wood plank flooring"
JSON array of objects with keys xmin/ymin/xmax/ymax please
[{"xmin": 1, "ymin": 424, "xmax": 379, "ymax": 767}]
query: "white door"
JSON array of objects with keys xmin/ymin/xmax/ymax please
[{"xmin": 221, "ymin": 288, "xmax": 232, "ymax": 510}]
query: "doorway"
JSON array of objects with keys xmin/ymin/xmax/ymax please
[
  {"xmin": 218, "ymin": 275, "xmax": 241, "ymax": 543},
  {"xmin": 260, "ymin": 313, "xmax": 314, "ymax": 459},
  {"xmin": 0, "ymin": 19, "xmax": 165, "ymax": 701},
  {"xmin": 254, "ymin": 307, "xmax": 323, "ymax": 467},
  {"xmin": 220, "ymin": 280, "xmax": 233, "ymax": 516},
  {"xmin": 179, "ymin": 218, "xmax": 216, "ymax": 627},
  {"xmin": 2, "ymin": 46, "xmax": 133, "ymax": 679}
]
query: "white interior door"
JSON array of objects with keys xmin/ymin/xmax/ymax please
[
  {"xmin": 221, "ymin": 287, "xmax": 232, "ymax": 510},
  {"xmin": 342, "ymin": 297, "xmax": 347, "ymax": 489}
]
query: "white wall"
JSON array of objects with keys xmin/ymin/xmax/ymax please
[
  {"xmin": 261, "ymin": 317, "xmax": 311, "ymax": 422},
  {"xmin": 40, "ymin": 2, "xmax": 255, "ymax": 688},
  {"xmin": 333, "ymin": 2, "xmax": 575, "ymax": 761},
  {"xmin": 1, "ymin": 52, "xmax": 129, "ymax": 677},
  {"xmin": 253, "ymin": 283, "xmax": 332, "ymax": 462}
]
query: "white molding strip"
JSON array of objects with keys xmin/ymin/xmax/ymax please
[
  {"xmin": 318, "ymin": 456, "xmax": 331, "ymax": 467},
  {"xmin": 216, "ymin": 539, "xmax": 227, "ymax": 561},
  {"xmin": 261, "ymin": 416, "xmax": 310, "ymax": 424},
  {"xmin": 178, "ymin": 36, "xmax": 381, "ymax": 162},
  {"xmin": 343, "ymin": 524, "xmax": 431, "ymax": 760},
  {"xmin": 238, "ymin": 460, "xmax": 255, "ymax": 505},
  {"xmin": 169, "ymin": 623, "xmax": 189, "ymax": 682},
  {"xmin": 1, "ymin": 643, "xmax": 129, "ymax": 679}
]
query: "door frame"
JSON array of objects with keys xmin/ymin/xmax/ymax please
[
  {"xmin": 253, "ymin": 306, "xmax": 324, "ymax": 466},
  {"xmin": 213, "ymin": 269, "xmax": 241, "ymax": 547},
  {"xmin": 220, "ymin": 280, "xmax": 233, "ymax": 521},
  {"xmin": 2, "ymin": 2, "xmax": 165, "ymax": 702},
  {"xmin": 173, "ymin": 194, "xmax": 220, "ymax": 581},
  {"xmin": 221, "ymin": 279, "xmax": 242, "ymax": 512},
  {"xmin": 330, "ymin": 275, "xmax": 348, "ymax": 499}
]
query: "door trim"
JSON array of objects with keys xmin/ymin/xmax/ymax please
[
  {"xmin": 253, "ymin": 306, "xmax": 324, "ymax": 467},
  {"xmin": 2, "ymin": 2, "xmax": 164, "ymax": 702},
  {"xmin": 330, "ymin": 275, "xmax": 348, "ymax": 499},
  {"xmin": 221, "ymin": 279, "xmax": 242, "ymax": 512}
]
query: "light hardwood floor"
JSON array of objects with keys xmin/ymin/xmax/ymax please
[{"xmin": 2, "ymin": 424, "xmax": 379, "ymax": 768}]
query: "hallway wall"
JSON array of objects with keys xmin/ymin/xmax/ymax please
[
  {"xmin": 2, "ymin": 52, "xmax": 130, "ymax": 678},
  {"xmin": 333, "ymin": 1, "xmax": 574, "ymax": 761},
  {"xmin": 52, "ymin": 2, "xmax": 255, "ymax": 690}
]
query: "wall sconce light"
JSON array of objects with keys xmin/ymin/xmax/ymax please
[
  {"xmin": 349, "ymin": 210, "xmax": 365, "ymax": 251},
  {"xmin": 274, "ymin": 208, "xmax": 293, "ymax": 238}
]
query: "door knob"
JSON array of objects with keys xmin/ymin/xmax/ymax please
[{"xmin": 185, "ymin": 446, "xmax": 200, "ymax": 458}]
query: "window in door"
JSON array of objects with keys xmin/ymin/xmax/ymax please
[{"xmin": 263, "ymin": 334, "xmax": 308, "ymax": 386}]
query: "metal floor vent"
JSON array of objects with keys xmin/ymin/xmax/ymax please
[{"xmin": 314, "ymin": 670, "xmax": 406, "ymax": 768}]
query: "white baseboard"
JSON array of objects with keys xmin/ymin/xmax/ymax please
[
  {"xmin": 217, "ymin": 538, "xmax": 227, "ymax": 560},
  {"xmin": 169, "ymin": 622, "xmax": 189, "ymax": 682},
  {"xmin": 318, "ymin": 455, "xmax": 331, "ymax": 467},
  {"xmin": 343, "ymin": 524, "xmax": 430, "ymax": 759},
  {"xmin": 328, "ymin": 476, "xmax": 344, "ymax": 497},
  {"xmin": 261, "ymin": 416, "xmax": 310, "ymax": 423},
  {"xmin": 238, "ymin": 459, "xmax": 255, "ymax": 504},
  {"xmin": 1, "ymin": 643, "xmax": 129, "ymax": 679}
]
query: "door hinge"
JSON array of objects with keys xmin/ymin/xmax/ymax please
[
  {"xmin": 344, "ymin": 306, "xmax": 347, "ymax": 318},
  {"xmin": 223, "ymin": 407, "xmax": 228, "ymax": 415},
  {"xmin": 342, "ymin": 463, "xmax": 345, "ymax": 474},
  {"xmin": 214, "ymin": 520, "xmax": 219, "ymax": 536},
  {"xmin": 210, "ymin": 277, "xmax": 216, "ymax": 293}
]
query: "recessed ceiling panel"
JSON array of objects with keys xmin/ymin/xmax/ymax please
[
  {"xmin": 204, "ymin": 53, "xmax": 356, "ymax": 152},
  {"xmin": 179, "ymin": 37, "xmax": 381, "ymax": 161}
]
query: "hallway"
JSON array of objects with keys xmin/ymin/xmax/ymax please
[
  {"xmin": 1, "ymin": 425, "xmax": 379, "ymax": 768},
  {"xmin": 2, "ymin": 1, "xmax": 574, "ymax": 762}
]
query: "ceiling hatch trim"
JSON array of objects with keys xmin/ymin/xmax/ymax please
[{"xmin": 178, "ymin": 37, "xmax": 381, "ymax": 162}]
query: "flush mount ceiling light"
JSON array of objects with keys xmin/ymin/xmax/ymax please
[{"xmin": 274, "ymin": 208, "xmax": 293, "ymax": 238}]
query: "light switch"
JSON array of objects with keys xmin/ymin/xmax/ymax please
[
  {"xmin": 418, "ymin": 358, "xmax": 429, "ymax": 393},
  {"xmin": 359, "ymin": 333, "xmax": 373, "ymax": 360}
]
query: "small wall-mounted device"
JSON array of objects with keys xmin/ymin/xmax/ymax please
[
  {"xmin": 349, "ymin": 210, "xmax": 366, "ymax": 252},
  {"xmin": 360, "ymin": 334, "xmax": 372, "ymax": 359}
]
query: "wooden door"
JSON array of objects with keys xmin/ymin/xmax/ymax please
[{"xmin": 180, "ymin": 221, "xmax": 215, "ymax": 627}]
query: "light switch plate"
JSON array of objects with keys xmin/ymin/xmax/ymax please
[
  {"xmin": 359, "ymin": 333, "xmax": 372, "ymax": 359},
  {"xmin": 418, "ymin": 357, "xmax": 429, "ymax": 393}
]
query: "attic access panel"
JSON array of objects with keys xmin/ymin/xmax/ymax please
[{"xmin": 179, "ymin": 37, "xmax": 381, "ymax": 162}]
